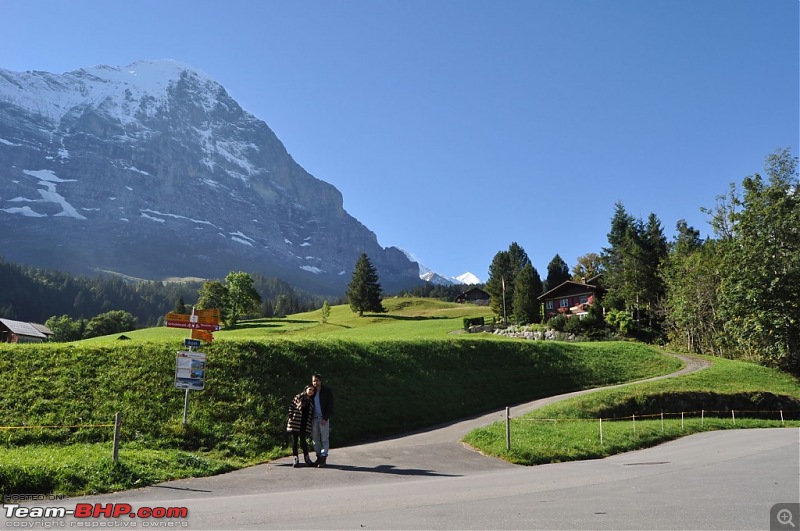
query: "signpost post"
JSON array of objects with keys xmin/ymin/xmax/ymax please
[{"xmin": 164, "ymin": 307, "xmax": 220, "ymax": 424}]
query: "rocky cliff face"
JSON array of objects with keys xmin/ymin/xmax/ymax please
[{"xmin": 0, "ymin": 61, "xmax": 420, "ymax": 295}]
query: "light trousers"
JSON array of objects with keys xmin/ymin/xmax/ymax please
[{"xmin": 311, "ymin": 417, "xmax": 330, "ymax": 458}]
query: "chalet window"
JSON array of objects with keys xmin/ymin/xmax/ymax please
[
  {"xmin": 545, "ymin": 300, "xmax": 553, "ymax": 310},
  {"xmin": 559, "ymin": 298, "xmax": 569, "ymax": 308},
  {"xmin": 579, "ymin": 295, "xmax": 589, "ymax": 304}
]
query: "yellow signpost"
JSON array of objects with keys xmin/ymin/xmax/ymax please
[
  {"xmin": 165, "ymin": 309, "xmax": 220, "ymax": 332},
  {"xmin": 191, "ymin": 329, "xmax": 215, "ymax": 343},
  {"xmin": 165, "ymin": 312, "xmax": 192, "ymax": 323},
  {"xmin": 164, "ymin": 308, "xmax": 220, "ymax": 424}
]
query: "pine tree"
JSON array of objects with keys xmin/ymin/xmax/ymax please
[
  {"xmin": 485, "ymin": 242, "xmax": 530, "ymax": 323},
  {"xmin": 347, "ymin": 253, "xmax": 384, "ymax": 316},
  {"xmin": 544, "ymin": 254, "xmax": 570, "ymax": 292},
  {"xmin": 512, "ymin": 262, "xmax": 543, "ymax": 324},
  {"xmin": 173, "ymin": 296, "xmax": 187, "ymax": 314}
]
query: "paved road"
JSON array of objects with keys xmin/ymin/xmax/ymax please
[{"xmin": 6, "ymin": 353, "xmax": 799, "ymax": 529}]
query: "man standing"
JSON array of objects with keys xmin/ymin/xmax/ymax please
[{"xmin": 311, "ymin": 373, "xmax": 334, "ymax": 467}]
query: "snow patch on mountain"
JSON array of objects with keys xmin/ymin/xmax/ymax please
[
  {"xmin": 0, "ymin": 60, "xmax": 423, "ymax": 293},
  {"xmin": 1, "ymin": 206, "xmax": 45, "ymax": 217}
]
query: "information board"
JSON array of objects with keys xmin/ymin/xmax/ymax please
[{"xmin": 175, "ymin": 350, "xmax": 206, "ymax": 391}]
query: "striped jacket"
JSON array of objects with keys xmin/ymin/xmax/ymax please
[{"xmin": 286, "ymin": 392, "xmax": 314, "ymax": 434}]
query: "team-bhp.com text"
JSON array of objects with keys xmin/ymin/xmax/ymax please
[{"xmin": 4, "ymin": 503, "xmax": 189, "ymax": 528}]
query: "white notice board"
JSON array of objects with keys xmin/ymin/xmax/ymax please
[{"xmin": 175, "ymin": 350, "xmax": 206, "ymax": 390}]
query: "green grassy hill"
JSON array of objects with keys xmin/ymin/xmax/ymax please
[{"xmin": 1, "ymin": 298, "xmax": 798, "ymax": 496}]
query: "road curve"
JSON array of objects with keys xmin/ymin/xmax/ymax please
[{"xmin": 13, "ymin": 352, "xmax": 799, "ymax": 529}]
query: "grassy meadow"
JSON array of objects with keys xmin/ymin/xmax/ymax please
[
  {"xmin": 464, "ymin": 356, "xmax": 800, "ymax": 464},
  {"xmin": 1, "ymin": 297, "xmax": 798, "ymax": 496}
]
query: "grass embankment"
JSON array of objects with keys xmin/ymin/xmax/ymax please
[
  {"xmin": 464, "ymin": 356, "xmax": 800, "ymax": 464},
  {"xmin": 0, "ymin": 298, "xmax": 678, "ymax": 496},
  {"xmin": 4, "ymin": 298, "xmax": 799, "ymax": 496}
]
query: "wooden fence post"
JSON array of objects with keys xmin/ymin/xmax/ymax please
[
  {"xmin": 599, "ymin": 418, "xmax": 603, "ymax": 446},
  {"xmin": 505, "ymin": 407, "xmax": 511, "ymax": 452},
  {"xmin": 112, "ymin": 412, "xmax": 122, "ymax": 463}
]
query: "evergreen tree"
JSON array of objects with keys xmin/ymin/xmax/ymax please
[
  {"xmin": 512, "ymin": 262, "xmax": 543, "ymax": 324},
  {"xmin": 601, "ymin": 203, "xmax": 668, "ymax": 329},
  {"xmin": 173, "ymin": 296, "xmax": 187, "ymax": 314},
  {"xmin": 641, "ymin": 213, "xmax": 669, "ymax": 327},
  {"xmin": 274, "ymin": 294, "xmax": 289, "ymax": 318},
  {"xmin": 544, "ymin": 254, "xmax": 570, "ymax": 292},
  {"xmin": 346, "ymin": 253, "xmax": 384, "ymax": 316},
  {"xmin": 485, "ymin": 242, "xmax": 530, "ymax": 322},
  {"xmin": 601, "ymin": 202, "xmax": 636, "ymax": 310},
  {"xmin": 507, "ymin": 243, "xmax": 530, "ymax": 279},
  {"xmin": 485, "ymin": 250, "xmax": 512, "ymax": 320},
  {"xmin": 261, "ymin": 298, "xmax": 275, "ymax": 318}
]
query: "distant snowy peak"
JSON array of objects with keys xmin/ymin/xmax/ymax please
[
  {"xmin": 456, "ymin": 272, "xmax": 481, "ymax": 285},
  {"xmin": 420, "ymin": 270, "xmax": 481, "ymax": 286},
  {"xmin": 420, "ymin": 271, "xmax": 455, "ymax": 285},
  {"xmin": 401, "ymin": 251, "xmax": 481, "ymax": 285}
]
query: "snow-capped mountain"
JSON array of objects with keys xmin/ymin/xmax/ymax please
[
  {"xmin": 455, "ymin": 272, "xmax": 481, "ymax": 285},
  {"xmin": 408, "ymin": 254, "xmax": 481, "ymax": 286},
  {"xmin": 0, "ymin": 60, "xmax": 420, "ymax": 294}
]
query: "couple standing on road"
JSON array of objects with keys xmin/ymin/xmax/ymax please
[{"xmin": 286, "ymin": 373, "xmax": 334, "ymax": 468}]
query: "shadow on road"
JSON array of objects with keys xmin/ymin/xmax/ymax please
[{"xmin": 274, "ymin": 462, "xmax": 460, "ymax": 478}]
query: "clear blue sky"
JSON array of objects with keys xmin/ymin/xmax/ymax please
[{"xmin": 3, "ymin": 1, "xmax": 798, "ymax": 282}]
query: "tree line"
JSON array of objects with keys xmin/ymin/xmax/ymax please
[
  {"xmin": 0, "ymin": 260, "xmax": 330, "ymax": 338},
  {"xmin": 0, "ymin": 259, "xmax": 199, "ymax": 327},
  {"xmin": 483, "ymin": 149, "xmax": 799, "ymax": 374}
]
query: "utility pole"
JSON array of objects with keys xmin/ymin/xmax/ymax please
[{"xmin": 501, "ymin": 276, "xmax": 507, "ymax": 325}]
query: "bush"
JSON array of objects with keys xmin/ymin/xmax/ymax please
[
  {"xmin": 606, "ymin": 309, "xmax": 634, "ymax": 336},
  {"xmin": 463, "ymin": 317, "xmax": 485, "ymax": 330},
  {"xmin": 547, "ymin": 314, "xmax": 568, "ymax": 332}
]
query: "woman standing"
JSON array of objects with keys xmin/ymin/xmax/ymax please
[{"xmin": 286, "ymin": 385, "xmax": 315, "ymax": 467}]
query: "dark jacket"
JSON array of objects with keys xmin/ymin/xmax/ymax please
[
  {"xmin": 286, "ymin": 392, "xmax": 314, "ymax": 434},
  {"xmin": 316, "ymin": 385, "xmax": 334, "ymax": 421}
]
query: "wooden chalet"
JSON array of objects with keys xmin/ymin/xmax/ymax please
[
  {"xmin": 455, "ymin": 287, "xmax": 490, "ymax": 305},
  {"xmin": 0, "ymin": 318, "xmax": 53, "ymax": 343},
  {"xmin": 538, "ymin": 275, "xmax": 604, "ymax": 320}
]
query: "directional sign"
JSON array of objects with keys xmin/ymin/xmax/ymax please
[
  {"xmin": 165, "ymin": 320, "xmax": 220, "ymax": 331},
  {"xmin": 165, "ymin": 312, "xmax": 192, "ymax": 323},
  {"xmin": 165, "ymin": 310, "xmax": 220, "ymax": 330},
  {"xmin": 191, "ymin": 329, "xmax": 214, "ymax": 343},
  {"xmin": 184, "ymin": 338, "xmax": 202, "ymax": 348},
  {"xmin": 194, "ymin": 309, "xmax": 220, "ymax": 324}
]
